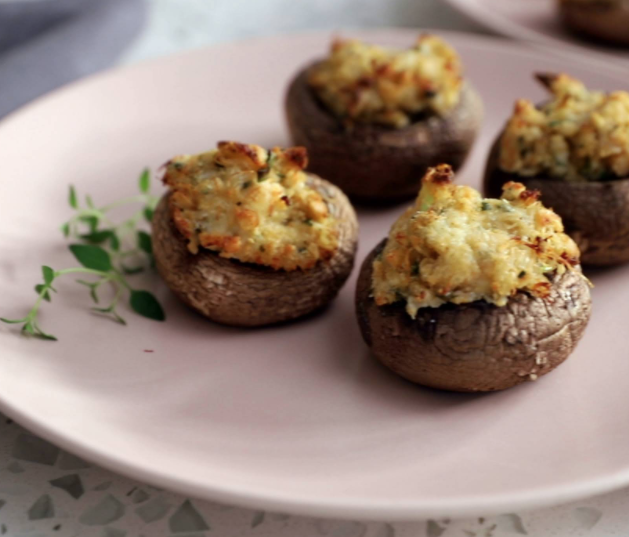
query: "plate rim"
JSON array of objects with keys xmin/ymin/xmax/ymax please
[
  {"xmin": 2, "ymin": 27, "xmax": 629, "ymax": 520},
  {"xmin": 4, "ymin": 377, "xmax": 629, "ymax": 521}
]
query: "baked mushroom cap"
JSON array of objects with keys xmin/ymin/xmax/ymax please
[
  {"xmin": 485, "ymin": 134, "xmax": 629, "ymax": 266},
  {"xmin": 153, "ymin": 174, "xmax": 358, "ymax": 327},
  {"xmin": 285, "ymin": 64, "xmax": 483, "ymax": 203},
  {"xmin": 558, "ymin": 0, "xmax": 629, "ymax": 47},
  {"xmin": 356, "ymin": 240, "xmax": 592, "ymax": 392}
]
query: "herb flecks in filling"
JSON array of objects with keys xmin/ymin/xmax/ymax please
[
  {"xmin": 500, "ymin": 73, "xmax": 629, "ymax": 181},
  {"xmin": 163, "ymin": 142, "xmax": 339, "ymax": 271},
  {"xmin": 372, "ymin": 165, "xmax": 580, "ymax": 318},
  {"xmin": 307, "ymin": 35, "xmax": 463, "ymax": 129}
]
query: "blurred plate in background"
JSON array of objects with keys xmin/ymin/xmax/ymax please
[{"xmin": 443, "ymin": 0, "xmax": 629, "ymax": 71}]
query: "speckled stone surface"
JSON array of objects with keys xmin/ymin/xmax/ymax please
[{"xmin": 2, "ymin": 0, "xmax": 629, "ymax": 535}]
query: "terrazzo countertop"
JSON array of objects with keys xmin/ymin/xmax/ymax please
[
  {"xmin": 2, "ymin": 0, "xmax": 629, "ymax": 535},
  {"xmin": 2, "ymin": 414, "xmax": 629, "ymax": 536}
]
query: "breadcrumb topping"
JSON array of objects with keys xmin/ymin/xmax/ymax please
[
  {"xmin": 500, "ymin": 73, "xmax": 629, "ymax": 181},
  {"xmin": 307, "ymin": 35, "xmax": 463, "ymax": 128},
  {"xmin": 372, "ymin": 165, "xmax": 580, "ymax": 317},
  {"xmin": 163, "ymin": 142, "xmax": 339, "ymax": 271}
]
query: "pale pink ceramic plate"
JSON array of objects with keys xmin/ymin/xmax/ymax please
[
  {"xmin": 1, "ymin": 30, "xmax": 629, "ymax": 520},
  {"xmin": 444, "ymin": 0, "xmax": 629, "ymax": 70}
]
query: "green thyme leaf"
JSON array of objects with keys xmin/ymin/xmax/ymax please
[
  {"xmin": 109, "ymin": 232, "xmax": 120, "ymax": 252},
  {"xmin": 77, "ymin": 280, "xmax": 100, "ymax": 303},
  {"xmin": 42, "ymin": 266, "xmax": 55, "ymax": 285},
  {"xmin": 34, "ymin": 285, "xmax": 51, "ymax": 302},
  {"xmin": 137, "ymin": 231, "xmax": 152, "ymax": 255},
  {"xmin": 22, "ymin": 323, "xmax": 35, "ymax": 335},
  {"xmin": 121, "ymin": 265, "xmax": 144, "ymax": 275},
  {"xmin": 92, "ymin": 307, "xmax": 127, "ymax": 325},
  {"xmin": 130, "ymin": 290, "xmax": 165, "ymax": 321},
  {"xmin": 35, "ymin": 327, "xmax": 57, "ymax": 341},
  {"xmin": 39, "ymin": 334, "xmax": 57, "ymax": 341},
  {"xmin": 80, "ymin": 230, "xmax": 113, "ymax": 244},
  {"xmin": 79, "ymin": 215, "xmax": 99, "ymax": 233},
  {"xmin": 139, "ymin": 168, "xmax": 150, "ymax": 194},
  {"xmin": 69, "ymin": 186, "xmax": 78, "ymax": 209},
  {"xmin": 113, "ymin": 311, "xmax": 127, "ymax": 325},
  {"xmin": 143, "ymin": 207, "xmax": 154, "ymax": 223},
  {"xmin": 69, "ymin": 244, "xmax": 112, "ymax": 272},
  {"xmin": 61, "ymin": 222, "xmax": 70, "ymax": 238}
]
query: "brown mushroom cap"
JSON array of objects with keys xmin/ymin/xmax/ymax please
[
  {"xmin": 153, "ymin": 174, "xmax": 358, "ymax": 327},
  {"xmin": 285, "ymin": 63, "xmax": 483, "ymax": 203},
  {"xmin": 484, "ymin": 132, "xmax": 629, "ymax": 266},
  {"xmin": 558, "ymin": 0, "xmax": 629, "ymax": 47},
  {"xmin": 356, "ymin": 240, "xmax": 592, "ymax": 392}
]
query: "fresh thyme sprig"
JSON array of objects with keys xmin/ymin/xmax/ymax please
[
  {"xmin": 1, "ymin": 169, "xmax": 165, "ymax": 341},
  {"xmin": 62, "ymin": 168, "xmax": 158, "ymax": 274}
]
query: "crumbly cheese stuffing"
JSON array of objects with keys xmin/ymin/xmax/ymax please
[
  {"xmin": 307, "ymin": 35, "xmax": 463, "ymax": 128},
  {"xmin": 372, "ymin": 165, "xmax": 580, "ymax": 318},
  {"xmin": 500, "ymin": 73, "xmax": 629, "ymax": 181},
  {"xmin": 163, "ymin": 142, "xmax": 340, "ymax": 271}
]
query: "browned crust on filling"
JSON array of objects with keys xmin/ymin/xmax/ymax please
[
  {"xmin": 285, "ymin": 63, "xmax": 483, "ymax": 203},
  {"xmin": 153, "ymin": 174, "xmax": 358, "ymax": 327},
  {"xmin": 484, "ymin": 132, "xmax": 629, "ymax": 266}
]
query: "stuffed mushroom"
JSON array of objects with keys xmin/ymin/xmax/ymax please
[
  {"xmin": 558, "ymin": 0, "xmax": 629, "ymax": 47},
  {"xmin": 153, "ymin": 141, "xmax": 358, "ymax": 327},
  {"xmin": 356, "ymin": 165, "xmax": 592, "ymax": 392},
  {"xmin": 485, "ymin": 73, "xmax": 629, "ymax": 266},
  {"xmin": 285, "ymin": 35, "xmax": 483, "ymax": 203}
]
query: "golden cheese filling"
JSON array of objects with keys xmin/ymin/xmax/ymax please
[
  {"xmin": 307, "ymin": 35, "xmax": 463, "ymax": 128},
  {"xmin": 372, "ymin": 165, "xmax": 580, "ymax": 318},
  {"xmin": 163, "ymin": 142, "xmax": 340, "ymax": 271},
  {"xmin": 500, "ymin": 73, "xmax": 629, "ymax": 181}
]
